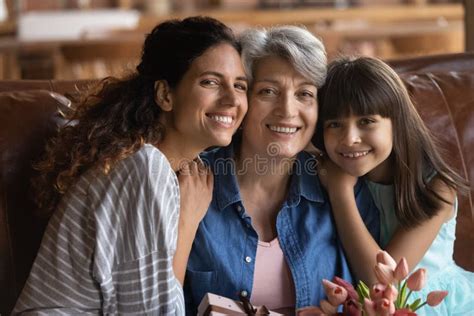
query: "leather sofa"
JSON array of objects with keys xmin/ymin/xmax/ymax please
[{"xmin": 1, "ymin": 53, "xmax": 473, "ymax": 314}]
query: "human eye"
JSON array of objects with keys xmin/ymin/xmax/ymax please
[
  {"xmin": 325, "ymin": 120, "xmax": 341, "ymax": 128},
  {"xmin": 235, "ymin": 81, "xmax": 248, "ymax": 92},
  {"xmin": 200, "ymin": 78, "xmax": 219, "ymax": 87},
  {"xmin": 298, "ymin": 90, "xmax": 315, "ymax": 99},
  {"xmin": 359, "ymin": 117, "xmax": 376, "ymax": 126},
  {"xmin": 258, "ymin": 87, "xmax": 277, "ymax": 96}
]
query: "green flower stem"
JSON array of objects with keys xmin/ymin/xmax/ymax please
[
  {"xmin": 395, "ymin": 281, "xmax": 402, "ymax": 308},
  {"xmin": 413, "ymin": 301, "xmax": 427, "ymax": 312},
  {"xmin": 402, "ymin": 289, "xmax": 413, "ymax": 308}
]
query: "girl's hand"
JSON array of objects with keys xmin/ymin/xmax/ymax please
[
  {"xmin": 317, "ymin": 155, "xmax": 357, "ymax": 194},
  {"xmin": 177, "ymin": 159, "xmax": 214, "ymax": 231}
]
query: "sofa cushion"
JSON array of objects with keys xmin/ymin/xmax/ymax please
[{"xmin": 0, "ymin": 90, "xmax": 70, "ymax": 313}]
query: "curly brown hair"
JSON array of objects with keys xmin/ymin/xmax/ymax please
[{"xmin": 34, "ymin": 16, "xmax": 240, "ymax": 218}]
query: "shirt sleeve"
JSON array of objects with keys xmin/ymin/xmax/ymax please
[{"xmin": 13, "ymin": 145, "xmax": 184, "ymax": 315}]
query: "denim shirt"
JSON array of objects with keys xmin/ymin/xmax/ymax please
[{"xmin": 184, "ymin": 145, "xmax": 380, "ymax": 314}]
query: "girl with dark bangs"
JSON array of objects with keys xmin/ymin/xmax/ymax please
[
  {"xmin": 314, "ymin": 56, "xmax": 472, "ymax": 315},
  {"xmin": 13, "ymin": 16, "xmax": 248, "ymax": 314}
]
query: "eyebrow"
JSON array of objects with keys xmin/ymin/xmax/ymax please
[
  {"xmin": 200, "ymin": 71, "xmax": 248, "ymax": 82},
  {"xmin": 254, "ymin": 78, "xmax": 316, "ymax": 87}
]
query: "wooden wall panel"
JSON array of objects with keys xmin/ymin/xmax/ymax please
[{"xmin": 466, "ymin": 0, "xmax": 474, "ymax": 51}]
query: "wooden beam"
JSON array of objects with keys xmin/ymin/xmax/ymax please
[
  {"xmin": 139, "ymin": 4, "xmax": 463, "ymax": 30},
  {"xmin": 466, "ymin": 0, "xmax": 474, "ymax": 51}
]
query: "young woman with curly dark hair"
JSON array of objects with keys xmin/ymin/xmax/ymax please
[{"xmin": 13, "ymin": 16, "xmax": 248, "ymax": 315}]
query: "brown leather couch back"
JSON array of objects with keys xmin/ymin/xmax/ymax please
[
  {"xmin": 1, "ymin": 54, "xmax": 473, "ymax": 314},
  {"xmin": 390, "ymin": 53, "xmax": 474, "ymax": 272}
]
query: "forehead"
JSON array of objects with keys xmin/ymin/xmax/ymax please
[
  {"xmin": 191, "ymin": 43, "xmax": 244, "ymax": 73},
  {"xmin": 253, "ymin": 56, "xmax": 314, "ymax": 86}
]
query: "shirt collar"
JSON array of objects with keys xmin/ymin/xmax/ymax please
[
  {"xmin": 286, "ymin": 151, "xmax": 325, "ymax": 206},
  {"xmin": 202, "ymin": 145, "xmax": 243, "ymax": 211},
  {"xmin": 201, "ymin": 145, "xmax": 325, "ymax": 211}
]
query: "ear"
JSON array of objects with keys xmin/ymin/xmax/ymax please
[{"xmin": 154, "ymin": 80, "xmax": 173, "ymax": 112}]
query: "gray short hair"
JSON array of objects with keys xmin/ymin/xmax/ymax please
[{"xmin": 239, "ymin": 25, "xmax": 327, "ymax": 88}]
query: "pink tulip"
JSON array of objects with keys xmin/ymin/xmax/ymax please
[
  {"xmin": 383, "ymin": 284, "xmax": 398, "ymax": 301},
  {"xmin": 406, "ymin": 268, "xmax": 426, "ymax": 291},
  {"xmin": 333, "ymin": 276, "xmax": 359, "ymax": 301},
  {"xmin": 322, "ymin": 279, "xmax": 348, "ymax": 306},
  {"xmin": 394, "ymin": 257, "xmax": 409, "ymax": 282},
  {"xmin": 319, "ymin": 299, "xmax": 338, "ymax": 314},
  {"xmin": 363, "ymin": 298, "xmax": 376, "ymax": 316},
  {"xmin": 427, "ymin": 290, "xmax": 449, "ymax": 306},
  {"xmin": 376, "ymin": 250, "xmax": 397, "ymax": 270},
  {"xmin": 374, "ymin": 263, "xmax": 394, "ymax": 285},
  {"xmin": 370, "ymin": 283, "xmax": 387, "ymax": 301},
  {"xmin": 393, "ymin": 308, "xmax": 417, "ymax": 316},
  {"xmin": 377, "ymin": 298, "xmax": 395, "ymax": 316},
  {"xmin": 343, "ymin": 298, "xmax": 362, "ymax": 316}
]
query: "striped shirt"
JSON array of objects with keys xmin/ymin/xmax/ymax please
[{"xmin": 13, "ymin": 144, "xmax": 184, "ymax": 315}]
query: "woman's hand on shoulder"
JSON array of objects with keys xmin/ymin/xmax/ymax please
[{"xmin": 177, "ymin": 159, "xmax": 214, "ymax": 231}]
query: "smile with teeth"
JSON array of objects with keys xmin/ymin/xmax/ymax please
[
  {"xmin": 268, "ymin": 125, "xmax": 299, "ymax": 134},
  {"xmin": 208, "ymin": 115, "xmax": 233, "ymax": 124},
  {"xmin": 340, "ymin": 150, "xmax": 370, "ymax": 158}
]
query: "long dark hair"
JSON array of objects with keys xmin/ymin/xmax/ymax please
[
  {"xmin": 315, "ymin": 56, "xmax": 468, "ymax": 228},
  {"xmin": 34, "ymin": 16, "xmax": 240, "ymax": 218}
]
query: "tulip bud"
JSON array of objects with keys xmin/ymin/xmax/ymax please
[
  {"xmin": 376, "ymin": 250, "xmax": 397, "ymax": 270},
  {"xmin": 377, "ymin": 298, "xmax": 395, "ymax": 316},
  {"xmin": 374, "ymin": 263, "xmax": 394, "ymax": 285},
  {"xmin": 406, "ymin": 268, "xmax": 426, "ymax": 291},
  {"xmin": 344, "ymin": 298, "xmax": 362, "ymax": 316},
  {"xmin": 427, "ymin": 290, "xmax": 448, "ymax": 306},
  {"xmin": 322, "ymin": 279, "xmax": 348, "ymax": 306},
  {"xmin": 333, "ymin": 276, "xmax": 359, "ymax": 301},
  {"xmin": 394, "ymin": 257, "xmax": 409, "ymax": 282},
  {"xmin": 383, "ymin": 284, "xmax": 398, "ymax": 301},
  {"xmin": 370, "ymin": 283, "xmax": 386, "ymax": 301},
  {"xmin": 363, "ymin": 298, "xmax": 376, "ymax": 316}
]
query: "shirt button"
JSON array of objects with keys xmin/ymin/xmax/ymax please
[
  {"xmin": 237, "ymin": 205, "xmax": 242, "ymax": 211},
  {"xmin": 240, "ymin": 290, "xmax": 248, "ymax": 297},
  {"xmin": 245, "ymin": 256, "xmax": 252, "ymax": 263}
]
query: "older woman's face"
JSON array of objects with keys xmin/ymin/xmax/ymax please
[{"xmin": 240, "ymin": 56, "xmax": 318, "ymax": 159}]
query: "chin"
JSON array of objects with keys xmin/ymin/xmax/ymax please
[{"xmin": 210, "ymin": 135, "xmax": 233, "ymax": 147}]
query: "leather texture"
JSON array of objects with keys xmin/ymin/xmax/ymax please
[{"xmin": 0, "ymin": 54, "xmax": 473, "ymax": 314}]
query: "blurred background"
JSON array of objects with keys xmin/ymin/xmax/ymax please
[{"xmin": 0, "ymin": 0, "xmax": 471, "ymax": 80}]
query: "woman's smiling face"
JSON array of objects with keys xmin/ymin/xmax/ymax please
[
  {"xmin": 164, "ymin": 43, "xmax": 248, "ymax": 150},
  {"xmin": 240, "ymin": 56, "xmax": 318, "ymax": 159}
]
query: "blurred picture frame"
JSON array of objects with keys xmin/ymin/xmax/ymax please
[{"xmin": 0, "ymin": 0, "xmax": 15, "ymax": 34}]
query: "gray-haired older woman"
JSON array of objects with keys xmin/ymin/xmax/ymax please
[{"xmin": 184, "ymin": 26, "xmax": 379, "ymax": 314}]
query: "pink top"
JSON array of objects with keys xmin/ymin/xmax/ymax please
[{"xmin": 251, "ymin": 237, "xmax": 296, "ymax": 315}]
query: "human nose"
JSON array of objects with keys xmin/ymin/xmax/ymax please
[
  {"xmin": 275, "ymin": 93, "xmax": 297, "ymax": 118},
  {"xmin": 220, "ymin": 83, "xmax": 241, "ymax": 107},
  {"xmin": 341, "ymin": 125, "xmax": 361, "ymax": 146}
]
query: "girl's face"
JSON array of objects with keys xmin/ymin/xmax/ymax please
[
  {"xmin": 166, "ymin": 43, "xmax": 248, "ymax": 150},
  {"xmin": 323, "ymin": 114, "xmax": 393, "ymax": 183},
  {"xmin": 241, "ymin": 56, "xmax": 318, "ymax": 159}
]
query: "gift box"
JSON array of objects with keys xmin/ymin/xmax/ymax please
[{"xmin": 197, "ymin": 293, "xmax": 285, "ymax": 316}]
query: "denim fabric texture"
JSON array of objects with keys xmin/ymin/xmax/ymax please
[{"xmin": 184, "ymin": 145, "xmax": 380, "ymax": 314}]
